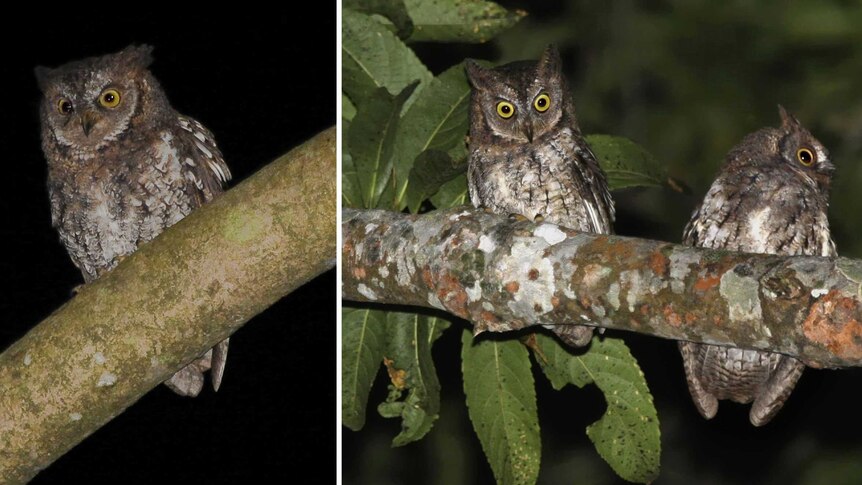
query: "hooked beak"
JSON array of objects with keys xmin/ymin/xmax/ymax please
[
  {"xmin": 523, "ymin": 119, "xmax": 534, "ymax": 143},
  {"xmin": 79, "ymin": 110, "xmax": 99, "ymax": 137}
]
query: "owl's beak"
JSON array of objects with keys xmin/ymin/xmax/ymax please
[
  {"xmin": 523, "ymin": 120, "xmax": 534, "ymax": 143},
  {"xmin": 80, "ymin": 111, "xmax": 99, "ymax": 137}
]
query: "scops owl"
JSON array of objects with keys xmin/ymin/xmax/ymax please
[
  {"xmin": 465, "ymin": 45, "xmax": 614, "ymax": 347},
  {"xmin": 35, "ymin": 45, "xmax": 232, "ymax": 397},
  {"xmin": 679, "ymin": 106, "xmax": 835, "ymax": 426}
]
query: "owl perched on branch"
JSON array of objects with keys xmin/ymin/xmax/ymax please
[
  {"xmin": 679, "ymin": 106, "xmax": 835, "ymax": 426},
  {"xmin": 465, "ymin": 45, "xmax": 614, "ymax": 347},
  {"xmin": 35, "ymin": 45, "xmax": 232, "ymax": 397}
]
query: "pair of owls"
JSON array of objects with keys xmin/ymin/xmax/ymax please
[
  {"xmin": 36, "ymin": 45, "xmax": 231, "ymax": 397},
  {"xmin": 466, "ymin": 45, "xmax": 835, "ymax": 426}
]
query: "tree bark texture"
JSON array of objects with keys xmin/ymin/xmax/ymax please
[
  {"xmin": 0, "ymin": 127, "xmax": 336, "ymax": 484},
  {"xmin": 342, "ymin": 207, "xmax": 862, "ymax": 369}
]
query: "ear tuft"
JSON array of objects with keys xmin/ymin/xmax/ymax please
[
  {"xmin": 536, "ymin": 44, "xmax": 561, "ymax": 76},
  {"xmin": 34, "ymin": 66, "xmax": 53, "ymax": 92},
  {"xmin": 465, "ymin": 59, "xmax": 491, "ymax": 89},
  {"xmin": 118, "ymin": 44, "xmax": 154, "ymax": 69}
]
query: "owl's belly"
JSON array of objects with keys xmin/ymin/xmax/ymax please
[
  {"xmin": 51, "ymin": 163, "xmax": 195, "ymax": 282},
  {"xmin": 470, "ymin": 152, "xmax": 601, "ymax": 233}
]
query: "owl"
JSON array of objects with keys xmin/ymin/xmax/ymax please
[
  {"xmin": 35, "ymin": 45, "xmax": 232, "ymax": 397},
  {"xmin": 679, "ymin": 106, "xmax": 835, "ymax": 426},
  {"xmin": 465, "ymin": 45, "xmax": 614, "ymax": 347}
]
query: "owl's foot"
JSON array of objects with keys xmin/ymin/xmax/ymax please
[
  {"xmin": 508, "ymin": 213, "xmax": 529, "ymax": 223},
  {"xmin": 678, "ymin": 341, "xmax": 719, "ymax": 420},
  {"xmin": 533, "ymin": 214, "xmax": 545, "ymax": 223},
  {"xmin": 70, "ymin": 284, "xmax": 86, "ymax": 296},
  {"xmin": 552, "ymin": 324, "xmax": 594, "ymax": 348}
]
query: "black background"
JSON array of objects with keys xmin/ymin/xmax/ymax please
[{"xmin": 0, "ymin": 8, "xmax": 335, "ymax": 484}]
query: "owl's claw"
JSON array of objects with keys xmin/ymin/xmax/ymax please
[
  {"xmin": 211, "ymin": 338, "xmax": 230, "ymax": 392},
  {"xmin": 508, "ymin": 213, "xmax": 529, "ymax": 223},
  {"xmin": 533, "ymin": 214, "xmax": 545, "ymax": 223}
]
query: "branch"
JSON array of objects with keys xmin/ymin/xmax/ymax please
[
  {"xmin": 342, "ymin": 207, "xmax": 862, "ymax": 369},
  {"xmin": 0, "ymin": 127, "xmax": 336, "ymax": 484}
]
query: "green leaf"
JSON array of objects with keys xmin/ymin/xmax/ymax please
[
  {"xmin": 462, "ymin": 329, "xmax": 540, "ymax": 485},
  {"xmin": 341, "ymin": 118, "xmax": 363, "ymax": 208},
  {"xmin": 377, "ymin": 311, "xmax": 442, "ymax": 446},
  {"xmin": 343, "ymin": 93, "xmax": 357, "ymax": 121},
  {"xmin": 343, "ymin": 0, "xmax": 414, "ymax": 38},
  {"xmin": 533, "ymin": 334, "xmax": 661, "ymax": 484},
  {"xmin": 427, "ymin": 315, "xmax": 453, "ymax": 344},
  {"xmin": 348, "ymin": 83, "xmax": 417, "ymax": 208},
  {"xmin": 586, "ymin": 134, "xmax": 672, "ymax": 191},
  {"xmin": 430, "ymin": 173, "xmax": 469, "ymax": 209},
  {"xmin": 404, "ymin": 149, "xmax": 468, "ymax": 213},
  {"xmin": 342, "ymin": 307, "xmax": 386, "ymax": 431},
  {"xmin": 392, "ymin": 63, "xmax": 472, "ymax": 209},
  {"xmin": 342, "ymin": 9, "xmax": 432, "ymax": 107},
  {"xmin": 404, "ymin": 0, "xmax": 527, "ymax": 43}
]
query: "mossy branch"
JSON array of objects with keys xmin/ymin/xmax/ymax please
[
  {"xmin": 0, "ymin": 127, "xmax": 336, "ymax": 484},
  {"xmin": 342, "ymin": 206, "xmax": 862, "ymax": 369}
]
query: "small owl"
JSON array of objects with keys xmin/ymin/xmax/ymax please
[
  {"xmin": 465, "ymin": 45, "xmax": 614, "ymax": 347},
  {"xmin": 679, "ymin": 106, "xmax": 835, "ymax": 426},
  {"xmin": 36, "ymin": 45, "xmax": 232, "ymax": 397}
]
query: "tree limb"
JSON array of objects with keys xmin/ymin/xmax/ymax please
[
  {"xmin": 342, "ymin": 206, "xmax": 862, "ymax": 369},
  {"xmin": 0, "ymin": 127, "xmax": 336, "ymax": 484}
]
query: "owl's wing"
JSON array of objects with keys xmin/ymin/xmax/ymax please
[
  {"xmin": 578, "ymin": 143, "xmax": 616, "ymax": 233},
  {"xmin": 176, "ymin": 115, "xmax": 232, "ymax": 200}
]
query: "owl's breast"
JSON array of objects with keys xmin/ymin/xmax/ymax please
[
  {"xmin": 49, "ymin": 131, "xmax": 203, "ymax": 281},
  {"xmin": 468, "ymin": 137, "xmax": 605, "ymax": 233}
]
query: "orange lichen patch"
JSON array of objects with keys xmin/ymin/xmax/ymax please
[
  {"xmin": 353, "ymin": 267, "xmax": 366, "ymax": 279},
  {"xmin": 551, "ymin": 296, "xmax": 560, "ymax": 308},
  {"xmin": 528, "ymin": 268, "xmax": 540, "ymax": 280},
  {"xmin": 685, "ymin": 312, "xmax": 698, "ymax": 325},
  {"xmin": 581, "ymin": 264, "xmax": 608, "ymax": 288},
  {"xmin": 694, "ymin": 274, "xmax": 721, "ymax": 292},
  {"xmin": 803, "ymin": 291, "xmax": 862, "ymax": 360},
  {"xmin": 640, "ymin": 304, "xmax": 650, "ymax": 315},
  {"xmin": 713, "ymin": 315, "xmax": 722, "ymax": 326},
  {"xmin": 437, "ymin": 271, "xmax": 468, "ymax": 316},
  {"xmin": 649, "ymin": 251, "xmax": 668, "ymax": 277},
  {"xmin": 504, "ymin": 281, "xmax": 520, "ymax": 293},
  {"xmin": 480, "ymin": 311, "xmax": 500, "ymax": 325},
  {"xmin": 383, "ymin": 357, "xmax": 407, "ymax": 390},
  {"xmin": 597, "ymin": 238, "xmax": 635, "ymax": 261},
  {"xmin": 422, "ymin": 267, "xmax": 434, "ymax": 288},
  {"xmin": 663, "ymin": 305, "xmax": 683, "ymax": 327}
]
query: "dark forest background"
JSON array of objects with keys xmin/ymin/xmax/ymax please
[
  {"xmin": 343, "ymin": 1, "xmax": 862, "ymax": 484},
  {"xmin": 0, "ymin": 8, "xmax": 335, "ymax": 484}
]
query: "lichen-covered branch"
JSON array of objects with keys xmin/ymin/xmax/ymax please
[
  {"xmin": 0, "ymin": 127, "xmax": 336, "ymax": 484},
  {"xmin": 342, "ymin": 206, "xmax": 862, "ymax": 369}
]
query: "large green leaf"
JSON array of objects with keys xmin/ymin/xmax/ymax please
[
  {"xmin": 348, "ymin": 83, "xmax": 417, "ymax": 208},
  {"xmin": 404, "ymin": 0, "xmax": 527, "ymax": 43},
  {"xmin": 586, "ymin": 134, "xmax": 670, "ymax": 191},
  {"xmin": 427, "ymin": 315, "xmax": 453, "ymax": 344},
  {"xmin": 404, "ymin": 149, "xmax": 468, "ymax": 213},
  {"xmin": 343, "ymin": 0, "xmax": 414, "ymax": 38},
  {"xmin": 429, "ymin": 173, "xmax": 469, "ymax": 209},
  {"xmin": 462, "ymin": 329, "xmax": 540, "ymax": 485},
  {"xmin": 341, "ymin": 118, "xmax": 362, "ymax": 208},
  {"xmin": 342, "ymin": 307, "xmax": 387, "ymax": 431},
  {"xmin": 392, "ymin": 63, "xmax": 472, "ymax": 210},
  {"xmin": 534, "ymin": 334, "xmax": 661, "ymax": 484},
  {"xmin": 342, "ymin": 9, "xmax": 432, "ymax": 107},
  {"xmin": 342, "ymin": 93, "xmax": 357, "ymax": 121},
  {"xmin": 377, "ymin": 311, "xmax": 443, "ymax": 446}
]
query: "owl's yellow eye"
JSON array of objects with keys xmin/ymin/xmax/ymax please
[
  {"xmin": 534, "ymin": 93, "xmax": 551, "ymax": 112},
  {"xmin": 99, "ymin": 89, "xmax": 121, "ymax": 109},
  {"xmin": 797, "ymin": 148, "xmax": 816, "ymax": 166},
  {"xmin": 57, "ymin": 99, "xmax": 73, "ymax": 115},
  {"xmin": 496, "ymin": 101, "xmax": 515, "ymax": 119}
]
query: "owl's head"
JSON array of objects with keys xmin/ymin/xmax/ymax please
[
  {"xmin": 465, "ymin": 45, "xmax": 573, "ymax": 145},
  {"xmin": 35, "ymin": 45, "xmax": 163, "ymax": 157},
  {"xmin": 774, "ymin": 105, "xmax": 834, "ymax": 189}
]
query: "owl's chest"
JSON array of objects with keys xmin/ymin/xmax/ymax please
[
  {"xmin": 49, "ymin": 134, "xmax": 199, "ymax": 279},
  {"xmin": 469, "ymin": 141, "xmax": 595, "ymax": 231}
]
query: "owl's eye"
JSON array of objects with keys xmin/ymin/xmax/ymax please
[
  {"xmin": 99, "ymin": 89, "xmax": 121, "ymax": 109},
  {"xmin": 496, "ymin": 101, "xmax": 515, "ymax": 119},
  {"xmin": 534, "ymin": 93, "xmax": 551, "ymax": 112},
  {"xmin": 57, "ymin": 99, "xmax": 73, "ymax": 115},
  {"xmin": 797, "ymin": 147, "xmax": 816, "ymax": 166}
]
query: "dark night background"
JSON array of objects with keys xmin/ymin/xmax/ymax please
[
  {"xmin": 343, "ymin": 1, "xmax": 862, "ymax": 484},
  {"xmin": 0, "ymin": 8, "xmax": 335, "ymax": 485}
]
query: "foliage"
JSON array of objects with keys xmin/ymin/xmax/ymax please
[{"xmin": 342, "ymin": 1, "xmax": 670, "ymax": 483}]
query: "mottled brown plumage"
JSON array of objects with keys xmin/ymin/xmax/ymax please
[
  {"xmin": 679, "ymin": 106, "xmax": 835, "ymax": 425},
  {"xmin": 465, "ymin": 45, "xmax": 614, "ymax": 347},
  {"xmin": 36, "ymin": 45, "xmax": 232, "ymax": 397}
]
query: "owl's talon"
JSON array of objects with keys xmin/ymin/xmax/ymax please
[
  {"xmin": 534, "ymin": 214, "xmax": 545, "ymax": 223},
  {"xmin": 507, "ymin": 213, "xmax": 529, "ymax": 223}
]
